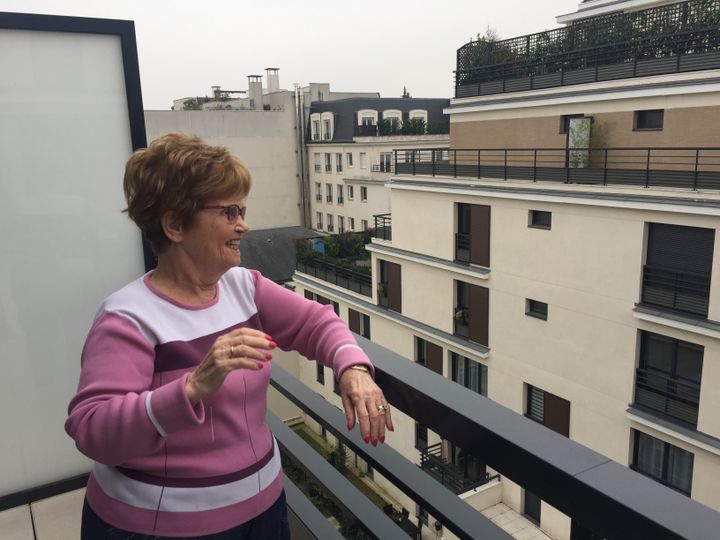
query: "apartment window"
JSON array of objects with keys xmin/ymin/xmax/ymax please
[
  {"xmin": 361, "ymin": 219, "xmax": 368, "ymax": 231},
  {"xmin": 316, "ymin": 364, "xmax": 325, "ymax": 385},
  {"xmin": 346, "ymin": 152, "xmax": 353, "ymax": 167},
  {"xmin": 338, "ymin": 215, "xmax": 345, "ymax": 234},
  {"xmin": 379, "ymin": 152, "xmax": 392, "ymax": 173},
  {"xmin": 361, "ymin": 115, "xmax": 375, "ymax": 126},
  {"xmin": 316, "ymin": 212, "xmax": 323, "ymax": 229},
  {"xmin": 634, "ymin": 109, "xmax": 664, "ymax": 131},
  {"xmin": 348, "ymin": 217, "xmax": 355, "ymax": 230},
  {"xmin": 529, "ymin": 210, "xmax": 551, "ymax": 229},
  {"xmin": 327, "ymin": 213, "xmax": 334, "ymax": 232},
  {"xmin": 348, "ymin": 308, "xmax": 370, "ymax": 339},
  {"xmin": 641, "ymin": 223, "xmax": 714, "ymax": 317},
  {"xmin": 560, "ymin": 114, "xmax": 584, "ymax": 134},
  {"xmin": 360, "ymin": 186, "xmax": 368, "ymax": 202},
  {"xmin": 455, "ymin": 203, "xmax": 490, "ymax": 266},
  {"xmin": 312, "ymin": 119, "xmax": 321, "ymax": 141},
  {"xmin": 451, "ymin": 352, "xmax": 487, "ymax": 396},
  {"xmin": 526, "ymin": 384, "xmax": 570, "ymax": 437},
  {"xmin": 323, "ymin": 118, "xmax": 332, "ymax": 140},
  {"xmin": 315, "ymin": 294, "xmax": 340, "ymax": 316},
  {"xmin": 632, "ymin": 430, "xmax": 693, "ymax": 496},
  {"xmin": 526, "ymin": 299, "xmax": 548, "ymax": 321},
  {"xmin": 314, "ymin": 182, "xmax": 322, "ymax": 202},
  {"xmin": 336, "ymin": 184, "xmax": 344, "ymax": 204},
  {"xmin": 455, "ymin": 280, "xmax": 489, "ymax": 346},
  {"xmin": 360, "ymin": 152, "xmax": 368, "ymax": 169},
  {"xmin": 324, "ymin": 153, "xmax": 332, "ymax": 172},
  {"xmin": 313, "ymin": 153, "xmax": 321, "ymax": 173},
  {"xmin": 415, "ymin": 422, "xmax": 428, "ymax": 451},
  {"xmin": 415, "ymin": 337, "xmax": 442, "ymax": 375},
  {"xmin": 325, "ymin": 183, "xmax": 333, "ymax": 203},
  {"xmin": 378, "ymin": 259, "xmax": 401, "ymax": 312},
  {"xmin": 347, "ymin": 185, "xmax": 354, "ymax": 200},
  {"xmin": 634, "ymin": 331, "xmax": 702, "ymax": 427},
  {"xmin": 333, "ymin": 376, "xmax": 340, "ymax": 396},
  {"xmin": 336, "ymin": 153, "xmax": 343, "ymax": 173}
]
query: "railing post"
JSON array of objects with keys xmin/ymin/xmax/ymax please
[
  {"xmin": 645, "ymin": 148, "xmax": 651, "ymax": 188},
  {"xmin": 394, "ymin": 150, "xmax": 397, "ymax": 174},
  {"xmin": 477, "ymin": 150, "xmax": 481, "ymax": 179},
  {"xmin": 412, "ymin": 150, "xmax": 416, "ymax": 176},
  {"xmin": 533, "ymin": 149, "xmax": 537, "ymax": 182},
  {"xmin": 453, "ymin": 150, "xmax": 457, "ymax": 178},
  {"xmin": 603, "ymin": 148, "xmax": 608, "ymax": 185},
  {"xmin": 504, "ymin": 149, "xmax": 508, "ymax": 181},
  {"xmin": 693, "ymin": 148, "xmax": 700, "ymax": 190}
]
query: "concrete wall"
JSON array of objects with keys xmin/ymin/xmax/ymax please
[{"xmin": 145, "ymin": 98, "xmax": 302, "ymax": 231}]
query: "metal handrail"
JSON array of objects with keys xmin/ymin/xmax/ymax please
[{"xmin": 641, "ymin": 264, "xmax": 711, "ymax": 316}]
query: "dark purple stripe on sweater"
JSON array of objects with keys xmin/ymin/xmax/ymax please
[
  {"xmin": 116, "ymin": 442, "xmax": 275, "ymax": 488},
  {"xmin": 154, "ymin": 315, "xmax": 264, "ymax": 372}
]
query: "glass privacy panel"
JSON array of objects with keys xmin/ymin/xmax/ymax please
[{"xmin": 0, "ymin": 27, "xmax": 145, "ymax": 495}]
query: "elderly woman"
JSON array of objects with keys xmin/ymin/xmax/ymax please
[{"xmin": 66, "ymin": 133, "xmax": 392, "ymax": 539}]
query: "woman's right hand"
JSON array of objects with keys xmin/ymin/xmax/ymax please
[{"xmin": 185, "ymin": 328, "xmax": 276, "ymax": 404}]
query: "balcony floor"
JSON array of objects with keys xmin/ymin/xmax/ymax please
[
  {"xmin": 1, "ymin": 488, "xmax": 84, "ymax": 540},
  {"xmin": 481, "ymin": 502, "xmax": 551, "ymax": 540}
]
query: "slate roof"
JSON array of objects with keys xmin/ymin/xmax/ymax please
[
  {"xmin": 308, "ymin": 97, "xmax": 449, "ymax": 142},
  {"xmin": 239, "ymin": 226, "xmax": 319, "ymax": 283}
]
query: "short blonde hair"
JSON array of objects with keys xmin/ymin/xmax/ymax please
[{"xmin": 123, "ymin": 133, "xmax": 251, "ymax": 252}]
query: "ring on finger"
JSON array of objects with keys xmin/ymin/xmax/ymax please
[
  {"xmin": 230, "ymin": 345, "xmax": 236, "ymax": 358},
  {"xmin": 377, "ymin": 403, "xmax": 388, "ymax": 413}
]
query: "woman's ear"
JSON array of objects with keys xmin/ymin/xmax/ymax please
[{"xmin": 160, "ymin": 211, "xmax": 184, "ymax": 244}]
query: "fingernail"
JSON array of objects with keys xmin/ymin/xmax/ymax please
[
  {"xmin": 268, "ymin": 341, "xmax": 277, "ymax": 349},
  {"xmin": 389, "ymin": 425, "xmax": 394, "ymax": 432},
  {"xmin": 347, "ymin": 421, "xmax": 353, "ymax": 430},
  {"xmin": 256, "ymin": 362, "xmax": 263, "ymax": 369},
  {"xmin": 372, "ymin": 438, "xmax": 378, "ymax": 447},
  {"xmin": 363, "ymin": 435, "xmax": 370, "ymax": 444},
  {"xmin": 265, "ymin": 352, "xmax": 272, "ymax": 360},
  {"xmin": 380, "ymin": 435, "xmax": 385, "ymax": 443},
  {"xmin": 265, "ymin": 334, "xmax": 273, "ymax": 341}
]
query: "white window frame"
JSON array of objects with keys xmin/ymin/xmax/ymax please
[
  {"xmin": 321, "ymin": 112, "xmax": 334, "ymax": 140},
  {"xmin": 357, "ymin": 109, "xmax": 378, "ymax": 126},
  {"xmin": 349, "ymin": 217, "xmax": 355, "ymax": 230},
  {"xmin": 316, "ymin": 211, "xmax": 323, "ymax": 229},
  {"xmin": 409, "ymin": 109, "xmax": 428, "ymax": 124},
  {"xmin": 360, "ymin": 152, "xmax": 368, "ymax": 169},
  {"xmin": 346, "ymin": 152, "xmax": 353, "ymax": 167},
  {"xmin": 336, "ymin": 152, "xmax": 343, "ymax": 173},
  {"xmin": 360, "ymin": 186, "xmax": 368, "ymax": 202},
  {"xmin": 327, "ymin": 213, "xmax": 334, "ymax": 232},
  {"xmin": 348, "ymin": 185, "xmax": 354, "ymax": 200},
  {"xmin": 310, "ymin": 113, "xmax": 321, "ymax": 141}
]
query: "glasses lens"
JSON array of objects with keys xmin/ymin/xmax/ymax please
[{"xmin": 225, "ymin": 205, "xmax": 239, "ymax": 221}]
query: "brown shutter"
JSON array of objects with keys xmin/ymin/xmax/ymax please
[
  {"xmin": 426, "ymin": 341, "xmax": 443, "ymax": 375},
  {"xmin": 469, "ymin": 284, "xmax": 489, "ymax": 346},
  {"xmin": 304, "ymin": 290, "xmax": 314, "ymax": 300},
  {"xmin": 470, "ymin": 205, "xmax": 490, "ymax": 267},
  {"xmin": 316, "ymin": 295, "xmax": 331, "ymax": 305},
  {"xmin": 387, "ymin": 262, "xmax": 402, "ymax": 313},
  {"xmin": 544, "ymin": 393, "xmax": 570, "ymax": 437},
  {"xmin": 348, "ymin": 308, "xmax": 360, "ymax": 333}
]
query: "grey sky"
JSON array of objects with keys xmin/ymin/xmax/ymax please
[{"xmin": 2, "ymin": 0, "xmax": 579, "ymax": 109}]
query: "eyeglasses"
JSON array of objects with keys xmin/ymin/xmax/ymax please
[{"xmin": 200, "ymin": 204, "xmax": 247, "ymax": 222}]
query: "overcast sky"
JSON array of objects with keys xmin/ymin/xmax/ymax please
[{"xmin": 3, "ymin": 0, "xmax": 579, "ymax": 109}]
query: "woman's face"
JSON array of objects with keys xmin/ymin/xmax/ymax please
[{"xmin": 181, "ymin": 196, "xmax": 249, "ymax": 277}]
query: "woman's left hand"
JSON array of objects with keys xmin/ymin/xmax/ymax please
[{"xmin": 339, "ymin": 368, "xmax": 393, "ymax": 446}]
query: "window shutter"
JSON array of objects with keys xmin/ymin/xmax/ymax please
[
  {"xmin": 469, "ymin": 284, "xmax": 489, "ymax": 346},
  {"xmin": 527, "ymin": 386, "xmax": 544, "ymax": 423},
  {"xmin": 426, "ymin": 342, "xmax": 443, "ymax": 375},
  {"xmin": 647, "ymin": 224, "xmax": 714, "ymax": 275},
  {"xmin": 348, "ymin": 309, "xmax": 360, "ymax": 333},
  {"xmin": 470, "ymin": 204, "xmax": 491, "ymax": 267},
  {"xmin": 387, "ymin": 261, "xmax": 402, "ymax": 313},
  {"xmin": 544, "ymin": 392, "xmax": 570, "ymax": 437},
  {"xmin": 304, "ymin": 290, "xmax": 314, "ymax": 300}
]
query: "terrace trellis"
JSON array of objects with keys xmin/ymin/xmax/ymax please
[{"xmin": 456, "ymin": 0, "xmax": 720, "ymax": 95}]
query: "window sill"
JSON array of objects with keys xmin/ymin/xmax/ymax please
[
  {"xmin": 632, "ymin": 127, "xmax": 663, "ymax": 132},
  {"xmin": 633, "ymin": 304, "xmax": 720, "ymax": 340},
  {"xmin": 626, "ymin": 406, "xmax": 720, "ymax": 457},
  {"xmin": 528, "ymin": 224, "xmax": 551, "ymax": 230},
  {"xmin": 525, "ymin": 311, "xmax": 547, "ymax": 321}
]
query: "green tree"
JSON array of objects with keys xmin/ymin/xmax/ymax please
[{"xmin": 401, "ymin": 86, "xmax": 411, "ymax": 98}]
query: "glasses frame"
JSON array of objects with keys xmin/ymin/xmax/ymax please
[{"xmin": 200, "ymin": 204, "xmax": 247, "ymax": 222}]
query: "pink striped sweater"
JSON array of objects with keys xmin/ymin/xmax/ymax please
[{"xmin": 65, "ymin": 267, "xmax": 373, "ymax": 537}]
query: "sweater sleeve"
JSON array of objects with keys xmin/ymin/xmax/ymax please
[
  {"xmin": 65, "ymin": 311, "xmax": 204, "ymax": 466},
  {"xmin": 250, "ymin": 270, "xmax": 374, "ymax": 380}
]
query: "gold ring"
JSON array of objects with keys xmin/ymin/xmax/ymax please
[
  {"xmin": 377, "ymin": 404, "xmax": 388, "ymax": 413},
  {"xmin": 230, "ymin": 345, "xmax": 236, "ymax": 358}
]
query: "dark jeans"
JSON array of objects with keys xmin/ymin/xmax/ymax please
[{"xmin": 81, "ymin": 490, "xmax": 290, "ymax": 540}]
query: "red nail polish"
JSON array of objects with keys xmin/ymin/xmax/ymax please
[
  {"xmin": 372, "ymin": 438, "xmax": 378, "ymax": 447},
  {"xmin": 265, "ymin": 352, "xmax": 272, "ymax": 360},
  {"xmin": 256, "ymin": 362, "xmax": 263, "ymax": 369},
  {"xmin": 265, "ymin": 334, "xmax": 273, "ymax": 341},
  {"xmin": 389, "ymin": 425, "xmax": 394, "ymax": 432},
  {"xmin": 363, "ymin": 435, "xmax": 370, "ymax": 444},
  {"xmin": 347, "ymin": 421, "xmax": 353, "ymax": 430},
  {"xmin": 268, "ymin": 341, "xmax": 277, "ymax": 349},
  {"xmin": 380, "ymin": 435, "xmax": 385, "ymax": 443}
]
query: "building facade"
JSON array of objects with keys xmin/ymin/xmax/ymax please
[{"xmin": 292, "ymin": 1, "xmax": 720, "ymax": 538}]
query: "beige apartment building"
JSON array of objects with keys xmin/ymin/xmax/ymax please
[
  {"xmin": 306, "ymin": 97, "xmax": 449, "ymax": 235},
  {"xmin": 292, "ymin": 1, "xmax": 720, "ymax": 539}
]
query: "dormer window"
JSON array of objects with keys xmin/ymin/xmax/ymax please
[
  {"xmin": 320, "ymin": 112, "xmax": 334, "ymax": 140},
  {"xmin": 310, "ymin": 113, "xmax": 321, "ymax": 141},
  {"xmin": 409, "ymin": 109, "xmax": 428, "ymax": 124},
  {"xmin": 357, "ymin": 109, "xmax": 378, "ymax": 126}
]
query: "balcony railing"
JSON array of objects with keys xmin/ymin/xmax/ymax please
[
  {"xmin": 641, "ymin": 265, "xmax": 711, "ymax": 317},
  {"xmin": 455, "ymin": 0, "xmax": 720, "ymax": 97},
  {"xmin": 455, "ymin": 232, "xmax": 470, "ymax": 263},
  {"xmin": 393, "ymin": 147, "xmax": 720, "ymax": 191},
  {"xmin": 420, "ymin": 442, "xmax": 498, "ymax": 494},
  {"xmin": 270, "ymin": 336, "xmax": 720, "ymax": 540},
  {"xmin": 296, "ymin": 259, "xmax": 372, "ymax": 297},
  {"xmin": 634, "ymin": 367, "xmax": 700, "ymax": 426},
  {"xmin": 355, "ymin": 124, "xmax": 378, "ymax": 137},
  {"xmin": 373, "ymin": 213, "xmax": 392, "ymax": 241}
]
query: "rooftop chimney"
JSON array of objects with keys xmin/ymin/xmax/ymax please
[
  {"xmin": 265, "ymin": 68, "xmax": 279, "ymax": 93},
  {"xmin": 211, "ymin": 85, "xmax": 221, "ymax": 100},
  {"xmin": 247, "ymin": 75, "xmax": 263, "ymax": 110}
]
